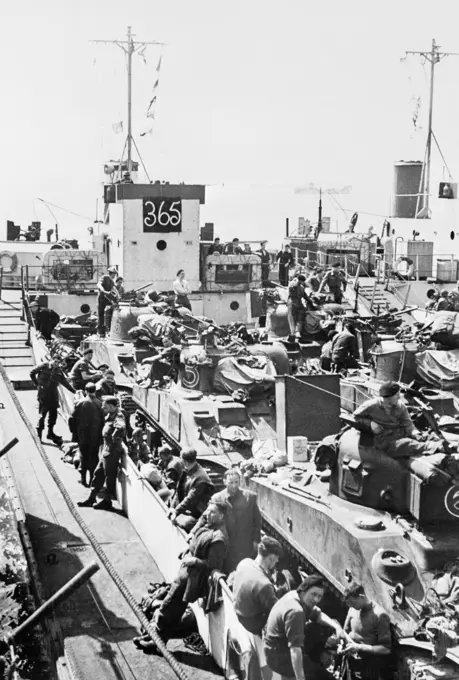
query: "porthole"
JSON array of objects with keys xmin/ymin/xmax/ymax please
[
  {"xmin": 157, "ymin": 240, "xmax": 167, "ymax": 251},
  {"xmin": 230, "ymin": 301, "xmax": 240, "ymax": 311}
]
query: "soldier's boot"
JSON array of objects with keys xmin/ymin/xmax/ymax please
[
  {"xmin": 93, "ymin": 497, "xmax": 113, "ymax": 511},
  {"xmin": 77, "ymin": 489, "xmax": 98, "ymax": 508},
  {"xmin": 47, "ymin": 429, "xmax": 63, "ymax": 446}
]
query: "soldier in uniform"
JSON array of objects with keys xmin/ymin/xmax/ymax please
[
  {"xmin": 77, "ymin": 396, "xmax": 126, "ymax": 510},
  {"xmin": 318, "ymin": 261, "xmax": 347, "ymax": 304},
  {"xmin": 30, "ymin": 357, "xmax": 75, "ymax": 443},
  {"xmin": 97, "ymin": 266, "xmax": 119, "ymax": 337},
  {"xmin": 69, "ymin": 382, "xmax": 104, "ymax": 486},
  {"xmin": 190, "ymin": 468, "xmax": 261, "ymax": 574}
]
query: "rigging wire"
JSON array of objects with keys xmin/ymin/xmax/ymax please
[
  {"xmin": 36, "ymin": 198, "xmax": 93, "ymax": 223},
  {"xmin": 431, "ymin": 130, "xmax": 454, "ymax": 181}
]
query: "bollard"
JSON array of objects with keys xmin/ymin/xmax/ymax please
[
  {"xmin": 0, "ymin": 438, "xmax": 18, "ymax": 459},
  {"xmin": 6, "ymin": 562, "xmax": 100, "ymax": 644}
]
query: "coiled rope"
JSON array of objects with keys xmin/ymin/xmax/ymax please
[{"xmin": 0, "ymin": 362, "xmax": 190, "ymax": 680}]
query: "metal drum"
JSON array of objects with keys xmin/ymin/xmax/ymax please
[
  {"xmin": 110, "ymin": 304, "xmax": 150, "ymax": 342},
  {"xmin": 370, "ymin": 341, "xmax": 404, "ymax": 382}
]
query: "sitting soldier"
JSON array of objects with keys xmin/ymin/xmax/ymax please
[
  {"xmin": 343, "ymin": 583, "xmax": 392, "ymax": 680},
  {"xmin": 169, "ymin": 448, "xmax": 214, "ymax": 531},
  {"xmin": 134, "ymin": 499, "xmax": 229, "ymax": 651},
  {"xmin": 354, "ymin": 381, "xmax": 445, "ymax": 459},
  {"xmin": 128, "ymin": 427, "xmax": 151, "ymax": 468}
]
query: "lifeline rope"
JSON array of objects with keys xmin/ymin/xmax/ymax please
[{"xmin": 0, "ymin": 362, "xmax": 190, "ymax": 680}]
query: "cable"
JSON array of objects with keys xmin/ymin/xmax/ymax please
[
  {"xmin": 37, "ymin": 198, "xmax": 94, "ymax": 223},
  {"xmin": 431, "ymin": 131, "xmax": 454, "ymax": 180},
  {"xmin": 0, "ymin": 362, "xmax": 190, "ymax": 680}
]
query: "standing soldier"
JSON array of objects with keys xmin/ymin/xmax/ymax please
[
  {"xmin": 318, "ymin": 261, "xmax": 347, "ymax": 304},
  {"xmin": 276, "ymin": 244, "xmax": 294, "ymax": 286},
  {"xmin": 77, "ymin": 396, "xmax": 126, "ymax": 510},
  {"xmin": 257, "ymin": 240, "xmax": 271, "ymax": 286},
  {"xmin": 69, "ymin": 382, "xmax": 104, "ymax": 486},
  {"xmin": 30, "ymin": 358, "xmax": 75, "ymax": 444},
  {"xmin": 287, "ymin": 274, "xmax": 308, "ymax": 340},
  {"xmin": 97, "ymin": 266, "xmax": 119, "ymax": 337}
]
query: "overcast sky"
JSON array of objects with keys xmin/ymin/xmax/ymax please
[{"xmin": 1, "ymin": 0, "xmax": 459, "ymax": 245}]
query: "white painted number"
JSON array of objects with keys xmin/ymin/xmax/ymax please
[
  {"xmin": 144, "ymin": 201, "xmax": 156, "ymax": 227},
  {"xmin": 169, "ymin": 201, "xmax": 181, "ymax": 227},
  {"xmin": 144, "ymin": 200, "xmax": 181, "ymax": 228}
]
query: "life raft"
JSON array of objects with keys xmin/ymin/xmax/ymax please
[
  {"xmin": 395, "ymin": 257, "xmax": 414, "ymax": 278},
  {"xmin": 0, "ymin": 251, "xmax": 18, "ymax": 274}
]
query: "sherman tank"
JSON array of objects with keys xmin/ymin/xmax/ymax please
[{"xmin": 247, "ymin": 419, "xmax": 459, "ymax": 679}]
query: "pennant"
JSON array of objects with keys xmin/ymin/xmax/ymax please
[
  {"xmin": 140, "ymin": 128, "xmax": 154, "ymax": 137},
  {"xmin": 112, "ymin": 121, "xmax": 123, "ymax": 134},
  {"xmin": 146, "ymin": 95, "xmax": 157, "ymax": 118},
  {"xmin": 138, "ymin": 46, "xmax": 147, "ymax": 65},
  {"xmin": 156, "ymin": 56, "xmax": 162, "ymax": 72}
]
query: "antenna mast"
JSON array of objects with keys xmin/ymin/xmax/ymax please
[
  {"xmin": 91, "ymin": 26, "xmax": 165, "ymax": 175},
  {"xmin": 405, "ymin": 38, "xmax": 459, "ymax": 217}
]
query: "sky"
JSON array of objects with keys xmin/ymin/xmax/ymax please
[{"xmin": 2, "ymin": 0, "xmax": 459, "ymax": 246}]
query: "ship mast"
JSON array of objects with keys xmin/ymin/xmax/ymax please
[
  {"xmin": 405, "ymin": 38, "xmax": 459, "ymax": 218},
  {"xmin": 91, "ymin": 26, "xmax": 164, "ymax": 175}
]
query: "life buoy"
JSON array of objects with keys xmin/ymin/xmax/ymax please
[
  {"xmin": 0, "ymin": 251, "xmax": 18, "ymax": 274},
  {"xmin": 395, "ymin": 257, "xmax": 414, "ymax": 278}
]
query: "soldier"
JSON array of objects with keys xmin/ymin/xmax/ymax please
[
  {"xmin": 157, "ymin": 444, "xmax": 183, "ymax": 495},
  {"xmin": 69, "ymin": 382, "xmax": 104, "ymax": 486},
  {"xmin": 276, "ymin": 244, "xmax": 294, "ymax": 287},
  {"xmin": 257, "ymin": 240, "xmax": 271, "ymax": 286},
  {"xmin": 128, "ymin": 427, "xmax": 151, "ymax": 468},
  {"xmin": 97, "ymin": 266, "xmax": 119, "ymax": 337},
  {"xmin": 287, "ymin": 275, "xmax": 308, "ymax": 340},
  {"xmin": 191, "ymin": 468, "xmax": 261, "ymax": 574},
  {"xmin": 77, "ymin": 396, "xmax": 126, "ymax": 510},
  {"xmin": 343, "ymin": 583, "xmax": 392, "ymax": 680},
  {"xmin": 353, "ymin": 381, "xmax": 445, "ymax": 459},
  {"xmin": 30, "ymin": 357, "xmax": 75, "ymax": 444},
  {"xmin": 264, "ymin": 575, "xmax": 347, "ymax": 680},
  {"xmin": 169, "ymin": 448, "xmax": 214, "ymax": 531},
  {"xmin": 95, "ymin": 369, "xmax": 117, "ymax": 399},
  {"xmin": 318, "ymin": 261, "xmax": 347, "ymax": 304},
  {"xmin": 69, "ymin": 348, "xmax": 104, "ymax": 392},
  {"xmin": 134, "ymin": 499, "xmax": 229, "ymax": 652}
]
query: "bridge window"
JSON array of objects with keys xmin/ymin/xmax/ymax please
[{"xmin": 215, "ymin": 264, "xmax": 251, "ymax": 285}]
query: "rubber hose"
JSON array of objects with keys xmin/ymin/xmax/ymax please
[{"xmin": 0, "ymin": 363, "xmax": 191, "ymax": 680}]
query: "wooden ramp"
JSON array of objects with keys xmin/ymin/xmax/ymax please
[{"xmin": 0, "ymin": 290, "xmax": 34, "ymax": 388}]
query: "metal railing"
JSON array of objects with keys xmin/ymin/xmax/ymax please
[{"xmin": 20, "ymin": 264, "xmax": 106, "ymax": 293}]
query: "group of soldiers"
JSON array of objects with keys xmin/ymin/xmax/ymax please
[
  {"xmin": 286, "ymin": 261, "xmax": 348, "ymax": 342},
  {"xmin": 426, "ymin": 283, "xmax": 459, "ymax": 312},
  {"xmin": 29, "ymin": 345, "xmax": 398, "ymax": 679},
  {"xmin": 130, "ymin": 452, "xmax": 392, "ymax": 680}
]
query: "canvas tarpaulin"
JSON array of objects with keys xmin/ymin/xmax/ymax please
[
  {"xmin": 213, "ymin": 356, "xmax": 276, "ymax": 396},
  {"xmin": 416, "ymin": 349, "xmax": 459, "ymax": 390}
]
